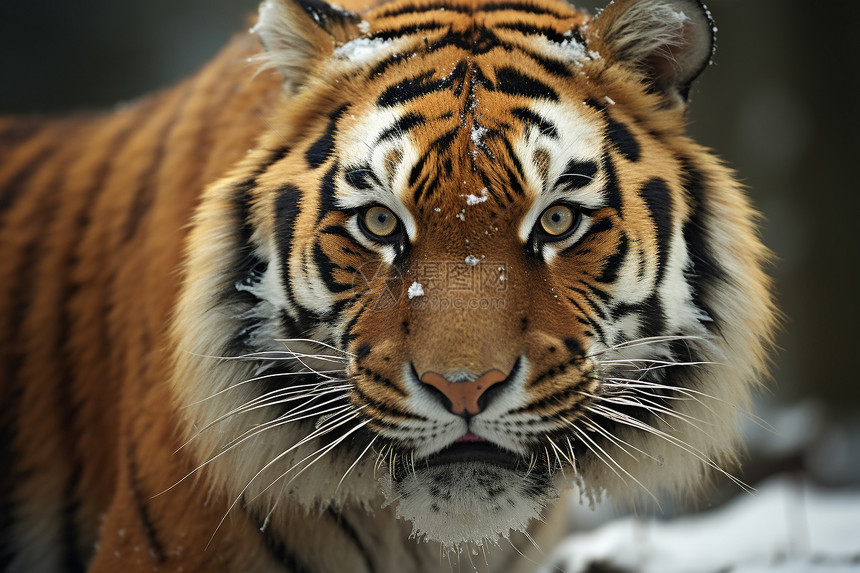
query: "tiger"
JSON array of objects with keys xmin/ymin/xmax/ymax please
[{"xmin": 0, "ymin": 0, "xmax": 776, "ymax": 570}]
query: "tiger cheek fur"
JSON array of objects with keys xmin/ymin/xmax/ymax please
[{"xmin": 0, "ymin": 0, "xmax": 776, "ymax": 570}]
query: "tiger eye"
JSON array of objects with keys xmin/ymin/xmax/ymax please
[
  {"xmin": 364, "ymin": 206, "xmax": 398, "ymax": 237},
  {"xmin": 539, "ymin": 204, "xmax": 575, "ymax": 236}
]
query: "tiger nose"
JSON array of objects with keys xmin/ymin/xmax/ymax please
[{"xmin": 419, "ymin": 369, "xmax": 507, "ymax": 416}]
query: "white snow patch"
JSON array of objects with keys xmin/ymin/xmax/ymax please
[
  {"xmin": 465, "ymin": 188, "xmax": 489, "ymax": 205},
  {"xmin": 464, "ymin": 255, "xmax": 480, "ymax": 266},
  {"xmin": 407, "ymin": 281, "xmax": 424, "ymax": 299},
  {"xmin": 471, "ymin": 124, "xmax": 487, "ymax": 147},
  {"xmin": 333, "ymin": 37, "xmax": 395, "ymax": 64},
  {"xmin": 545, "ymin": 476, "xmax": 860, "ymax": 573}
]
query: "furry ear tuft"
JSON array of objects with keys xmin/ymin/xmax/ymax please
[
  {"xmin": 590, "ymin": 0, "xmax": 715, "ymax": 107},
  {"xmin": 253, "ymin": 0, "xmax": 361, "ymax": 92}
]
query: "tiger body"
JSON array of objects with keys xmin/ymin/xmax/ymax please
[{"xmin": 0, "ymin": 0, "xmax": 775, "ymax": 571}]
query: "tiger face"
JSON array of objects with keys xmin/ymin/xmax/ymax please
[{"xmin": 171, "ymin": 0, "xmax": 774, "ymax": 550}]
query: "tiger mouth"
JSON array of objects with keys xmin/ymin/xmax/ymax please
[{"xmin": 422, "ymin": 441, "xmax": 519, "ymax": 471}]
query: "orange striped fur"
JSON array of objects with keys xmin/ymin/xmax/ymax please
[{"xmin": 0, "ymin": 0, "xmax": 775, "ymax": 571}]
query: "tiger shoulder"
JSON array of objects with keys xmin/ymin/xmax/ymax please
[{"xmin": 0, "ymin": 0, "xmax": 776, "ymax": 571}]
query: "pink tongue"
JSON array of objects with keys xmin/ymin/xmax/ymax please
[{"xmin": 456, "ymin": 432, "xmax": 488, "ymax": 443}]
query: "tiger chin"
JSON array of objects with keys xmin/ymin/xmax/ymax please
[{"xmin": 0, "ymin": 0, "xmax": 775, "ymax": 570}]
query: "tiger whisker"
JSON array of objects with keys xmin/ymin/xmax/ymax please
[
  {"xmin": 524, "ymin": 452, "xmax": 537, "ymax": 479},
  {"xmin": 187, "ymin": 350, "xmax": 348, "ymax": 363},
  {"xmin": 215, "ymin": 384, "xmax": 350, "ymax": 423},
  {"xmin": 565, "ymin": 436, "xmax": 577, "ymax": 473},
  {"xmin": 586, "ymin": 403, "xmax": 753, "ymax": 493},
  {"xmin": 255, "ymin": 417, "xmax": 371, "ymax": 500},
  {"xmin": 170, "ymin": 403, "xmax": 356, "ymax": 492},
  {"xmin": 544, "ymin": 435, "xmax": 573, "ymax": 476},
  {"xmin": 599, "ymin": 358, "xmax": 715, "ymax": 368},
  {"xmin": 577, "ymin": 417, "xmax": 656, "ymax": 463},
  {"xmin": 180, "ymin": 388, "xmax": 350, "ymax": 450},
  {"xmin": 182, "ymin": 373, "xmax": 346, "ymax": 408},
  {"xmin": 584, "ymin": 335, "xmax": 706, "ymax": 359},
  {"xmin": 587, "ymin": 392, "xmax": 713, "ymax": 429},
  {"xmin": 337, "ymin": 435, "xmax": 378, "ymax": 492},
  {"xmin": 572, "ymin": 424, "xmax": 661, "ymax": 506},
  {"xmin": 208, "ymin": 409, "xmax": 366, "ymax": 547},
  {"xmin": 161, "ymin": 403, "xmax": 355, "ymax": 498},
  {"xmin": 273, "ymin": 338, "xmax": 356, "ymax": 357},
  {"xmin": 215, "ymin": 401, "xmax": 353, "ymax": 453}
]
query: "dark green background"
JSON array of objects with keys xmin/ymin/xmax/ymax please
[{"xmin": 2, "ymin": 0, "xmax": 858, "ymax": 439}]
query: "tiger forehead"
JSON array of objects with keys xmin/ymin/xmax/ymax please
[
  {"xmin": 363, "ymin": 0, "xmax": 589, "ymax": 39},
  {"xmin": 337, "ymin": 83, "xmax": 605, "ymax": 207},
  {"xmin": 333, "ymin": 0, "xmax": 597, "ymax": 103}
]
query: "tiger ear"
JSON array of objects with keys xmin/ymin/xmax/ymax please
[
  {"xmin": 588, "ymin": 0, "xmax": 715, "ymax": 108},
  {"xmin": 253, "ymin": 0, "xmax": 362, "ymax": 91}
]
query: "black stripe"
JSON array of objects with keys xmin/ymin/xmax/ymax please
[
  {"xmin": 351, "ymin": 383, "xmax": 422, "ymax": 419},
  {"xmin": 680, "ymin": 159, "xmax": 724, "ymax": 331},
  {"xmin": 317, "ymin": 162, "xmax": 340, "ymax": 224},
  {"xmin": 602, "ymin": 152, "xmax": 623, "ymax": 213},
  {"xmin": 306, "ymin": 105, "xmax": 348, "ymax": 170},
  {"xmin": 407, "ymin": 153, "xmax": 428, "ymax": 188},
  {"xmin": 495, "ymin": 135, "xmax": 527, "ymax": 196},
  {"xmin": 340, "ymin": 303, "xmax": 367, "ymax": 347},
  {"xmin": 377, "ymin": 63, "xmax": 465, "ymax": 107},
  {"xmin": 430, "ymin": 126, "xmax": 460, "ymax": 150},
  {"xmin": 0, "ymin": 134, "xmax": 72, "ymax": 568},
  {"xmin": 255, "ymin": 145, "xmax": 292, "ymax": 176},
  {"xmin": 412, "ymin": 169, "xmax": 437, "ymax": 205},
  {"xmin": 376, "ymin": 112, "xmax": 426, "ymax": 143},
  {"xmin": 606, "ymin": 115, "xmax": 641, "ymax": 162},
  {"xmin": 426, "ymin": 27, "xmax": 500, "ymax": 55},
  {"xmin": 121, "ymin": 94, "xmax": 191, "ymax": 244},
  {"xmin": 326, "ymin": 508, "xmax": 376, "ymax": 573},
  {"xmin": 569, "ymin": 286, "xmax": 606, "ymax": 320},
  {"xmin": 557, "ymin": 159, "xmax": 598, "ymax": 191},
  {"xmin": 595, "ymin": 233, "xmax": 628, "ymax": 284},
  {"xmin": 378, "ymin": 2, "xmax": 471, "ymax": 17},
  {"xmin": 370, "ymin": 21, "xmax": 446, "ymax": 41},
  {"xmin": 481, "ymin": 1, "xmax": 568, "ymax": 18},
  {"xmin": 320, "ymin": 224, "xmax": 373, "ymax": 255},
  {"xmin": 639, "ymin": 178, "xmax": 673, "ymax": 284},
  {"xmin": 494, "ymin": 67, "xmax": 558, "ymax": 101},
  {"xmin": 495, "ymin": 22, "xmax": 568, "ymax": 44},
  {"xmin": 511, "ymin": 107, "xmax": 558, "ymax": 138},
  {"xmin": 514, "ymin": 45, "xmax": 572, "ymax": 78},
  {"xmin": 586, "ymin": 216, "xmax": 612, "ymax": 236},
  {"xmin": 367, "ymin": 52, "xmax": 410, "ymax": 78},
  {"xmin": 0, "ymin": 142, "xmax": 60, "ymax": 216},
  {"xmin": 127, "ymin": 446, "xmax": 166, "ymax": 563},
  {"xmin": 296, "ymin": 0, "xmax": 360, "ymax": 28},
  {"xmin": 344, "ymin": 166, "xmax": 376, "ymax": 190},
  {"xmin": 567, "ymin": 296, "xmax": 607, "ymax": 343},
  {"xmin": 355, "ymin": 365, "xmax": 407, "ymax": 398},
  {"xmin": 274, "ymin": 184, "xmax": 314, "ymax": 330},
  {"xmin": 313, "ymin": 241, "xmax": 352, "ymax": 294},
  {"xmin": 639, "ymin": 293, "xmax": 665, "ymax": 337}
]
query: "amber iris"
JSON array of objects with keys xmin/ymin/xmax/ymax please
[
  {"xmin": 364, "ymin": 206, "xmax": 398, "ymax": 237},
  {"xmin": 539, "ymin": 204, "xmax": 575, "ymax": 236}
]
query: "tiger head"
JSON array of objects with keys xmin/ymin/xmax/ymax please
[{"xmin": 171, "ymin": 0, "xmax": 775, "ymax": 549}]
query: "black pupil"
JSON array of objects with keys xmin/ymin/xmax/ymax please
[
  {"xmin": 377, "ymin": 212, "xmax": 388, "ymax": 224},
  {"xmin": 551, "ymin": 212, "xmax": 562, "ymax": 223}
]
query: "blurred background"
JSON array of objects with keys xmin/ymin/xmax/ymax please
[{"xmin": 2, "ymin": 0, "xmax": 859, "ymax": 569}]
